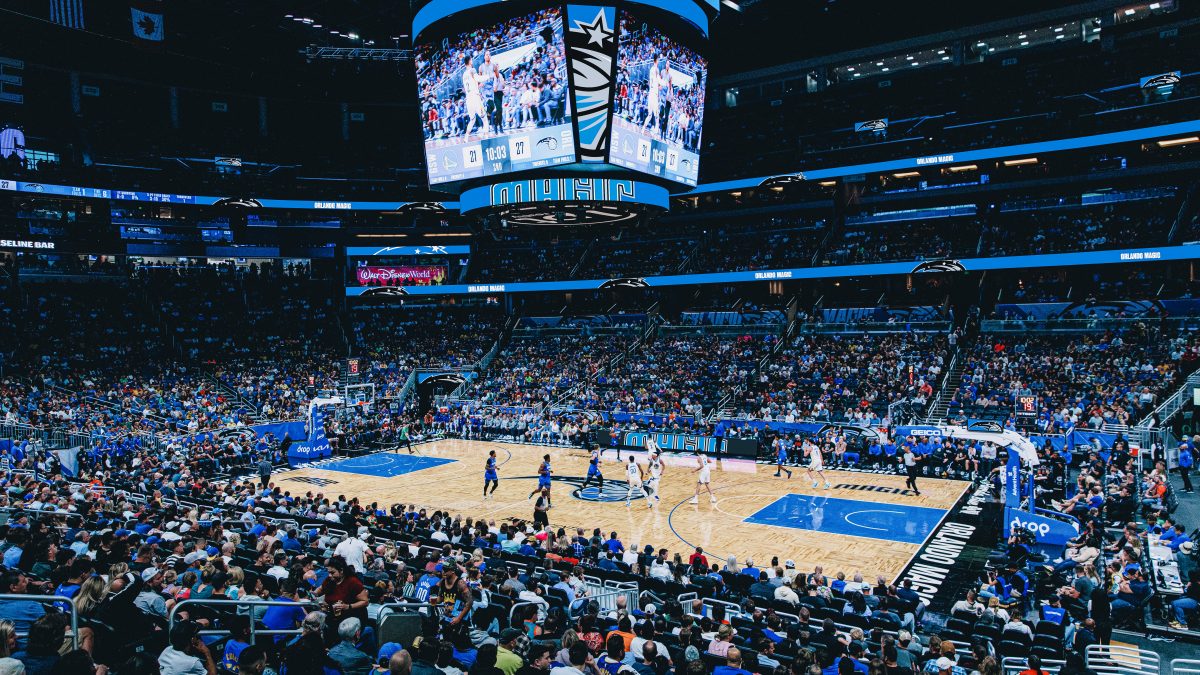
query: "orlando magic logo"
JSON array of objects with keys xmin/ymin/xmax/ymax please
[
  {"xmin": 565, "ymin": 5, "xmax": 617, "ymax": 162},
  {"xmin": 517, "ymin": 475, "xmax": 643, "ymax": 503},
  {"xmin": 284, "ymin": 476, "xmax": 338, "ymax": 487}
]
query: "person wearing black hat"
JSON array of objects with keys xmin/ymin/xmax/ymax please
[
  {"xmin": 496, "ymin": 629, "xmax": 524, "ymax": 675},
  {"xmin": 435, "ymin": 563, "xmax": 474, "ymax": 642}
]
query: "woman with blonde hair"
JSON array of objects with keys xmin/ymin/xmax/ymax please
[
  {"xmin": 226, "ymin": 566, "xmax": 245, "ymax": 600},
  {"xmin": 556, "ymin": 630, "xmax": 580, "ymax": 666},
  {"xmin": 74, "ymin": 577, "xmax": 107, "ymax": 618},
  {"xmin": 0, "ymin": 620, "xmax": 17, "ymax": 658}
]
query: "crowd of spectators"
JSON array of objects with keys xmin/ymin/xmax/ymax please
[
  {"xmin": 947, "ymin": 328, "xmax": 1190, "ymax": 431},
  {"xmin": 736, "ymin": 333, "xmax": 948, "ymax": 425},
  {"xmin": 578, "ymin": 236, "xmax": 699, "ymax": 280},
  {"xmin": 982, "ymin": 200, "xmax": 1173, "ymax": 258},
  {"xmin": 1, "ymin": 413, "xmax": 1190, "ymax": 675},
  {"xmin": 353, "ymin": 308, "xmax": 505, "ymax": 398},
  {"xmin": 698, "ymin": 218, "xmax": 824, "ymax": 274},
  {"xmin": 577, "ymin": 334, "xmax": 775, "ymax": 417},
  {"xmin": 471, "ymin": 240, "xmax": 589, "ymax": 284},
  {"xmin": 467, "ymin": 335, "xmax": 632, "ymax": 409},
  {"xmin": 826, "ymin": 219, "xmax": 981, "ymax": 266}
]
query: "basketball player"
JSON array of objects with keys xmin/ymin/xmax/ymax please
[
  {"xmin": 804, "ymin": 439, "xmax": 831, "ymax": 489},
  {"xmin": 645, "ymin": 435, "xmax": 660, "ymax": 457},
  {"xmin": 774, "ymin": 437, "xmax": 792, "ymax": 479},
  {"xmin": 529, "ymin": 454, "xmax": 552, "ymax": 500},
  {"xmin": 462, "ymin": 58, "xmax": 490, "ymax": 138},
  {"xmin": 625, "ymin": 456, "xmax": 644, "ymax": 508},
  {"xmin": 580, "ymin": 446, "xmax": 604, "ymax": 494},
  {"xmin": 644, "ymin": 56, "xmax": 663, "ymax": 136},
  {"xmin": 689, "ymin": 452, "xmax": 717, "ymax": 504},
  {"xmin": 483, "ymin": 450, "xmax": 499, "ymax": 500},
  {"xmin": 645, "ymin": 451, "xmax": 664, "ymax": 508}
]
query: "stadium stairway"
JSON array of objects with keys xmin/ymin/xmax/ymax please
[
  {"xmin": 923, "ymin": 337, "xmax": 970, "ymax": 424},
  {"xmin": 204, "ymin": 372, "xmax": 267, "ymax": 424}
]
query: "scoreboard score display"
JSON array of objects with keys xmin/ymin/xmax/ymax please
[
  {"xmin": 412, "ymin": 0, "xmax": 713, "ymax": 194},
  {"xmin": 1015, "ymin": 394, "xmax": 1037, "ymax": 419}
]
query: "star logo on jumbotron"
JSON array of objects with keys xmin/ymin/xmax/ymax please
[{"xmin": 573, "ymin": 9, "xmax": 612, "ymax": 47}]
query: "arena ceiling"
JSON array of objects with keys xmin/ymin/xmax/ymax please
[{"xmin": 0, "ymin": 0, "xmax": 1113, "ymax": 92}]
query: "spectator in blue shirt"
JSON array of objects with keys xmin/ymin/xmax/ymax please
[
  {"xmin": 740, "ymin": 559, "xmax": 760, "ymax": 578},
  {"xmin": 261, "ymin": 580, "xmax": 307, "ymax": 642},
  {"xmin": 605, "ymin": 533, "xmax": 624, "ymax": 555},
  {"xmin": 1179, "ymin": 442, "xmax": 1194, "ymax": 493},
  {"xmin": 0, "ymin": 571, "xmax": 45, "ymax": 648}
]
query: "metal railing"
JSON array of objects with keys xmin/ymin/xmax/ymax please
[
  {"xmin": 1085, "ymin": 644, "xmax": 1160, "ymax": 675},
  {"xmin": 1140, "ymin": 366, "xmax": 1200, "ymax": 429},
  {"xmin": 373, "ymin": 602, "xmax": 438, "ymax": 627},
  {"xmin": 169, "ymin": 598, "xmax": 321, "ymax": 641},
  {"xmin": 1171, "ymin": 659, "xmax": 1200, "ymax": 675},
  {"xmin": 981, "ymin": 316, "xmax": 1200, "ymax": 332},
  {"xmin": 0, "ymin": 594, "xmax": 79, "ymax": 648},
  {"xmin": 580, "ymin": 584, "xmax": 638, "ymax": 617},
  {"xmin": 797, "ymin": 320, "xmax": 952, "ymax": 334}
]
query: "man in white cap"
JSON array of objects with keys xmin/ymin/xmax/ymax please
[
  {"xmin": 335, "ymin": 526, "xmax": 371, "ymax": 573},
  {"xmin": 134, "ymin": 567, "xmax": 169, "ymax": 619},
  {"xmin": 782, "ymin": 560, "xmax": 799, "ymax": 582}
]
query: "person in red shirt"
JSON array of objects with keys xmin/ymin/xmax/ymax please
[
  {"xmin": 689, "ymin": 547, "xmax": 709, "ymax": 573},
  {"xmin": 319, "ymin": 555, "xmax": 369, "ymax": 631}
]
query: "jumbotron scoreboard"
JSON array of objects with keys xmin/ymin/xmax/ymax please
[{"xmin": 412, "ymin": 0, "xmax": 716, "ymax": 224}]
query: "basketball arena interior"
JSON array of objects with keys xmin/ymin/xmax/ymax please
[{"xmin": 1, "ymin": 1, "xmax": 1200, "ymax": 674}]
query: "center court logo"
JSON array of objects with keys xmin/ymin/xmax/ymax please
[{"xmin": 516, "ymin": 475, "xmax": 643, "ymax": 503}]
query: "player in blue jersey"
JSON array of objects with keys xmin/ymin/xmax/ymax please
[
  {"xmin": 528, "ymin": 454, "xmax": 552, "ymax": 500},
  {"xmin": 580, "ymin": 447, "xmax": 604, "ymax": 493},
  {"xmin": 483, "ymin": 450, "xmax": 499, "ymax": 500},
  {"xmin": 774, "ymin": 438, "xmax": 792, "ymax": 479}
]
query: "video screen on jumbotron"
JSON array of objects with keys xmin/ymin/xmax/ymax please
[
  {"xmin": 610, "ymin": 11, "xmax": 707, "ymax": 185},
  {"xmin": 416, "ymin": 8, "xmax": 576, "ymax": 186}
]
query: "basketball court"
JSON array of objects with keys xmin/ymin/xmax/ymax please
[{"xmin": 277, "ymin": 439, "xmax": 970, "ymax": 580}]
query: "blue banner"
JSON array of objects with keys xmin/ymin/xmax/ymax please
[
  {"xmin": 346, "ymin": 245, "xmax": 470, "ymax": 257},
  {"xmin": 252, "ymin": 421, "xmax": 306, "ymax": 442},
  {"xmin": 621, "ymin": 430, "xmax": 721, "ymax": 454},
  {"xmin": 820, "ymin": 306, "xmax": 941, "ymax": 323},
  {"xmin": 346, "ymin": 245, "xmax": 1200, "ymax": 297},
  {"xmin": 893, "ymin": 425, "xmax": 946, "ymax": 440},
  {"xmin": 0, "ymin": 178, "xmax": 458, "ymax": 212},
  {"xmin": 995, "ymin": 299, "xmax": 1200, "ymax": 320},
  {"xmin": 680, "ymin": 310, "xmax": 785, "ymax": 326}
]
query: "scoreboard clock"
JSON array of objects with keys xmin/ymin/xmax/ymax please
[{"xmin": 1015, "ymin": 395, "xmax": 1037, "ymax": 419}]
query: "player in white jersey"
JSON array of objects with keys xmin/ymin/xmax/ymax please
[
  {"xmin": 644, "ymin": 453, "xmax": 664, "ymax": 508},
  {"xmin": 644, "ymin": 58, "xmax": 663, "ymax": 134},
  {"xmin": 625, "ymin": 456, "xmax": 644, "ymax": 507},
  {"xmin": 804, "ymin": 440, "xmax": 831, "ymax": 489},
  {"xmin": 462, "ymin": 60, "xmax": 490, "ymax": 138},
  {"xmin": 644, "ymin": 436, "xmax": 659, "ymax": 456},
  {"xmin": 689, "ymin": 452, "xmax": 717, "ymax": 504}
]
